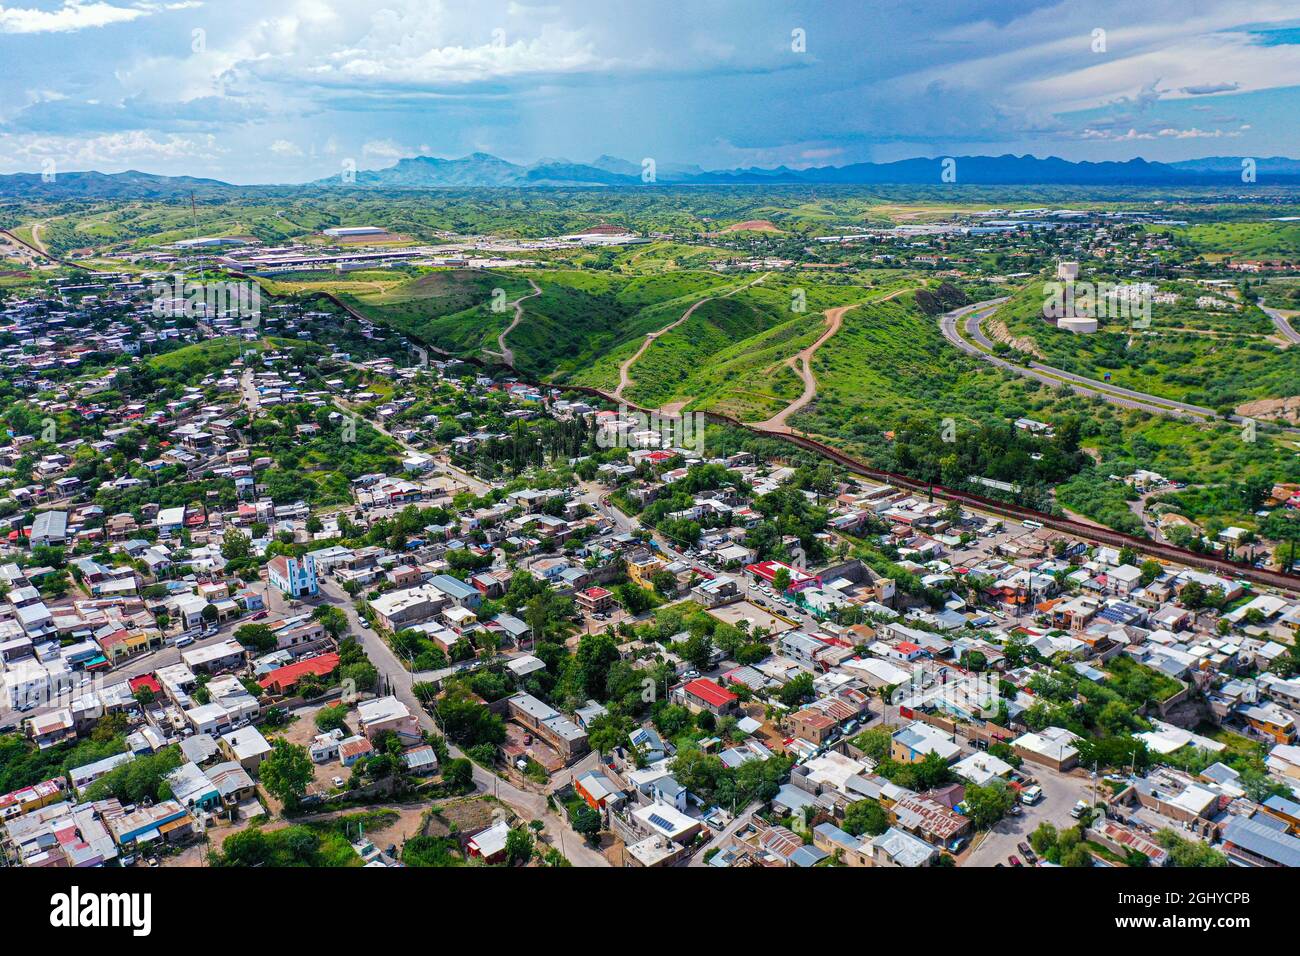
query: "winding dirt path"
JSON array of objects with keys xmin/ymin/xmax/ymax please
[
  {"xmin": 487, "ymin": 278, "xmax": 541, "ymax": 366},
  {"xmin": 614, "ymin": 272, "xmax": 769, "ymax": 401},
  {"xmin": 748, "ymin": 287, "xmax": 910, "ymax": 433}
]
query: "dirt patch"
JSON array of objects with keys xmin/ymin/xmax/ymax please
[
  {"xmin": 1237, "ymin": 395, "xmax": 1300, "ymax": 424},
  {"xmin": 426, "ymin": 796, "xmax": 508, "ymax": 838},
  {"xmin": 719, "ymin": 219, "xmax": 782, "ymax": 233}
]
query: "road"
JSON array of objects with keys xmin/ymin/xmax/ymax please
[
  {"xmin": 941, "ymin": 299, "xmax": 1228, "ymax": 423},
  {"xmin": 311, "ymin": 576, "xmax": 611, "ymax": 866},
  {"xmin": 489, "ymin": 278, "xmax": 542, "ymax": 367},
  {"xmin": 1258, "ymin": 298, "xmax": 1300, "ymax": 345},
  {"xmin": 747, "ymin": 302, "xmax": 858, "ymax": 432},
  {"xmin": 614, "ymin": 271, "xmax": 769, "ymax": 402}
]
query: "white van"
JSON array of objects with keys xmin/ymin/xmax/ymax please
[{"xmin": 1021, "ymin": 785, "xmax": 1043, "ymax": 805}]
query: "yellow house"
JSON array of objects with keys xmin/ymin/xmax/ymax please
[{"xmin": 626, "ymin": 551, "xmax": 665, "ymax": 589}]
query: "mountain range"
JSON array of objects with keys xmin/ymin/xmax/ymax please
[{"xmin": 3, "ymin": 153, "xmax": 1300, "ymax": 198}]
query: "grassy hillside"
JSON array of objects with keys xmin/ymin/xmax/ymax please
[{"xmin": 992, "ymin": 278, "xmax": 1300, "ymax": 412}]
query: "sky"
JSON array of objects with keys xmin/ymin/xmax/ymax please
[{"xmin": 1, "ymin": 0, "xmax": 1299, "ymax": 183}]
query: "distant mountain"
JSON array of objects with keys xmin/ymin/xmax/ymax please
[
  {"xmin": 3, "ymin": 152, "xmax": 1300, "ymax": 198},
  {"xmin": 0, "ymin": 169, "xmax": 241, "ymax": 199},
  {"xmin": 315, "ymin": 152, "xmax": 1300, "ymax": 189},
  {"xmin": 1167, "ymin": 156, "xmax": 1300, "ymax": 176}
]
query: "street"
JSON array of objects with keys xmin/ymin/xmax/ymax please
[{"xmin": 310, "ymin": 576, "xmax": 612, "ymax": 866}]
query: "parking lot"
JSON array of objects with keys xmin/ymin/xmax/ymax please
[
  {"xmin": 708, "ymin": 598, "xmax": 798, "ymax": 635},
  {"xmin": 965, "ymin": 764, "xmax": 1097, "ymax": 866}
]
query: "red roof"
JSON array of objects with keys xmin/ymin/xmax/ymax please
[
  {"xmin": 582, "ymin": 586, "xmax": 612, "ymax": 599},
  {"xmin": 258, "ymin": 652, "xmax": 340, "ymax": 691},
  {"xmin": 684, "ymin": 678, "xmax": 738, "ymax": 708},
  {"xmin": 129, "ymin": 674, "xmax": 162, "ymax": 695}
]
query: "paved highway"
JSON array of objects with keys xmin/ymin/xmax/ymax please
[
  {"xmin": 940, "ymin": 299, "xmax": 1261, "ymax": 426},
  {"xmin": 1259, "ymin": 298, "xmax": 1300, "ymax": 345}
]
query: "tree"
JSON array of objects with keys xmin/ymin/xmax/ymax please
[
  {"xmin": 772, "ymin": 568, "xmax": 791, "ymax": 593},
  {"xmin": 258, "ymin": 739, "xmax": 314, "ymax": 808},
  {"xmin": 569, "ymin": 804, "xmax": 601, "ymax": 841},
  {"xmin": 1156, "ymin": 829, "xmax": 1229, "ymax": 867},
  {"xmin": 842, "ymin": 798, "xmax": 889, "ymax": 837},
  {"xmin": 443, "ymin": 757, "xmax": 474, "ymax": 791},
  {"xmin": 315, "ymin": 703, "xmax": 348, "ymax": 733},
  {"xmin": 234, "ymin": 623, "xmax": 277, "ymax": 653},
  {"xmin": 963, "ymin": 780, "xmax": 1015, "ymax": 830},
  {"xmin": 1029, "ymin": 822, "xmax": 1058, "ymax": 856},
  {"xmin": 587, "ymin": 714, "xmax": 631, "ymax": 757},
  {"xmin": 1138, "ymin": 559, "xmax": 1163, "ymax": 587},
  {"xmin": 312, "ymin": 604, "xmax": 349, "ymax": 640},
  {"xmin": 778, "ymin": 672, "xmax": 814, "ymax": 706},
  {"xmin": 505, "ymin": 826, "xmax": 534, "ymax": 865}
]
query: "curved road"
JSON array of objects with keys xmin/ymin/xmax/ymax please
[
  {"xmin": 1259, "ymin": 298, "xmax": 1300, "ymax": 346},
  {"xmin": 941, "ymin": 299, "xmax": 1243, "ymax": 425},
  {"xmin": 614, "ymin": 271, "xmax": 769, "ymax": 401},
  {"xmin": 749, "ymin": 286, "xmax": 911, "ymax": 433},
  {"xmin": 314, "ymin": 577, "xmax": 610, "ymax": 867},
  {"xmin": 747, "ymin": 302, "xmax": 859, "ymax": 432},
  {"xmin": 489, "ymin": 278, "xmax": 542, "ymax": 367}
]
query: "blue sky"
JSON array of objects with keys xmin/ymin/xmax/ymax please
[{"xmin": 2, "ymin": 0, "xmax": 1299, "ymax": 182}]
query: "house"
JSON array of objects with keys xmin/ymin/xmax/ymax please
[
  {"xmin": 677, "ymin": 678, "xmax": 739, "ymax": 717},
  {"xmin": 105, "ymin": 800, "xmax": 194, "ymax": 848},
  {"xmin": 891, "ymin": 722, "xmax": 961, "ymax": 764},
  {"xmin": 575, "ymin": 770, "xmax": 623, "ymax": 811},
  {"xmin": 430, "ymin": 573, "xmax": 481, "ymax": 609},
  {"xmin": 357, "ymin": 695, "xmax": 421, "ymax": 742},
  {"xmin": 30, "ymin": 510, "xmax": 68, "ymax": 547},
  {"xmin": 310, "ymin": 729, "xmax": 345, "ymax": 763},
  {"xmin": 890, "ymin": 793, "xmax": 971, "ymax": 850},
  {"xmin": 506, "ymin": 692, "xmax": 588, "ymax": 760},
  {"xmin": 813, "ymin": 822, "xmax": 870, "ymax": 867},
  {"xmin": 467, "ymin": 819, "xmax": 511, "ymax": 862},
  {"xmin": 339, "ymin": 735, "xmax": 374, "ymax": 767},
  {"xmin": 220, "ymin": 726, "xmax": 272, "ymax": 771},
  {"xmin": 257, "ymin": 653, "xmax": 340, "ymax": 694},
  {"xmin": 1221, "ymin": 814, "xmax": 1300, "ymax": 867},
  {"xmin": 576, "ymin": 586, "xmax": 615, "ymax": 614},
  {"xmin": 869, "ymin": 827, "xmax": 938, "ymax": 867},
  {"xmin": 1012, "ymin": 726, "xmax": 1082, "ymax": 771},
  {"xmin": 166, "ymin": 762, "xmax": 221, "ymax": 812}
]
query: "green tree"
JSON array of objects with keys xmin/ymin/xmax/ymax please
[
  {"xmin": 505, "ymin": 826, "xmax": 534, "ymax": 865},
  {"xmin": 963, "ymin": 780, "xmax": 1015, "ymax": 830},
  {"xmin": 259, "ymin": 739, "xmax": 314, "ymax": 808},
  {"xmin": 842, "ymin": 798, "xmax": 889, "ymax": 837}
]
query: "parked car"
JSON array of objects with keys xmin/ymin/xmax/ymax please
[
  {"xmin": 175, "ymin": 635, "xmax": 195, "ymax": 648},
  {"xmin": 1008, "ymin": 855, "xmax": 1023, "ymax": 866},
  {"xmin": 1017, "ymin": 841, "xmax": 1037, "ymax": 863}
]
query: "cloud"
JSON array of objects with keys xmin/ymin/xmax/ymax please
[
  {"xmin": 269, "ymin": 138, "xmax": 301, "ymax": 156},
  {"xmin": 1179, "ymin": 82, "xmax": 1241, "ymax": 95},
  {"xmin": 0, "ymin": 1, "xmax": 154, "ymax": 34},
  {"xmin": 1, "ymin": 129, "xmax": 225, "ymax": 166},
  {"xmin": 360, "ymin": 138, "xmax": 416, "ymax": 159}
]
